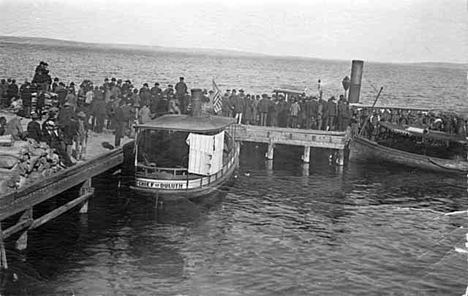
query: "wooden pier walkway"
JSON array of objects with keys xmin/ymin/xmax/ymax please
[
  {"xmin": 235, "ymin": 125, "xmax": 350, "ymax": 164},
  {"xmin": 0, "ymin": 131, "xmax": 132, "ymax": 269}
]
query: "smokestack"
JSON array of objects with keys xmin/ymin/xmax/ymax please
[
  {"xmin": 348, "ymin": 60, "xmax": 364, "ymax": 104},
  {"xmin": 190, "ymin": 89, "xmax": 203, "ymax": 117}
]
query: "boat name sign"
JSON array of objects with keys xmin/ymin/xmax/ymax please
[{"xmin": 136, "ymin": 179, "xmax": 186, "ymax": 190}]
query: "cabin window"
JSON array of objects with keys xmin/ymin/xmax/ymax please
[{"xmin": 136, "ymin": 130, "xmax": 189, "ymax": 168}]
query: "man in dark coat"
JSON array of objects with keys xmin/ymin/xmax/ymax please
[
  {"xmin": 56, "ymin": 82, "xmax": 68, "ymax": 108},
  {"xmin": 90, "ymin": 96, "xmax": 107, "ymax": 133},
  {"xmin": 26, "ymin": 113, "xmax": 42, "ymax": 143},
  {"xmin": 175, "ymin": 77, "xmax": 187, "ymax": 98}
]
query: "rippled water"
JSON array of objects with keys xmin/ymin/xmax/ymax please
[{"xmin": 0, "ymin": 41, "xmax": 467, "ymax": 295}]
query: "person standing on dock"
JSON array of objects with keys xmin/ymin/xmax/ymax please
[
  {"xmin": 258, "ymin": 94, "xmax": 269, "ymax": 126},
  {"xmin": 139, "ymin": 83, "xmax": 151, "ymax": 108},
  {"xmin": 231, "ymin": 89, "xmax": 244, "ymax": 124},
  {"xmin": 113, "ymin": 100, "xmax": 125, "ymax": 147},
  {"xmin": 289, "ymin": 98, "xmax": 301, "ymax": 128},
  {"xmin": 337, "ymin": 95, "xmax": 350, "ymax": 131},
  {"xmin": 325, "ymin": 96, "xmax": 337, "ymax": 131},
  {"xmin": 90, "ymin": 94, "xmax": 107, "ymax": 133},
  {"xmin": 56, "ymin": 82, "xmax": 68, "ymax": 108}
]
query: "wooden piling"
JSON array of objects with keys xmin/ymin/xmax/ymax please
[
  {"xmin": 79, "ymin": 178, "xmax": 93, "ymax": 214},
  {"xmin": 302, "ymin": 146, "xmax": 311, "ymax": 163},
  {"xmin": 15, "ymin": 207, "xmax": 33, "ymax": 251},
  {"xmin": 0, "ymin": 223, "xmax": 7, "ymax": 270},
  {"xmin": 265, "ymin": 143, "xmax": 275, "ymax": 160},
  {"xmin": 302, "ymin": 163, "xmax": 309, "ymax": 177},
  {"xmin": 336, "ymin": 149, "xmax": 344, "ymax": 166}
]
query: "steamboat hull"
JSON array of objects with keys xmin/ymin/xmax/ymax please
[{"xmin": 349, "ymin": 136, "xmax": 468, "ymax": 174}]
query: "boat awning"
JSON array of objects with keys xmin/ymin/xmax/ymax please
[
  {"xmin": 135, "ymin": 114, "xmax": 236, "ymax": 133},
  {"xmin": 379, "ymin": 121, "xmax": 468, "ymax": 144}
]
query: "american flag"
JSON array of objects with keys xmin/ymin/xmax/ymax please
[{"xmin": 212, "ymin": 79, "xmax": 222, "ymax": 114}]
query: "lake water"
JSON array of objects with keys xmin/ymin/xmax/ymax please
[{"xmin": 0, "ymin": 41, "xmax": 468, "ymax": 295}]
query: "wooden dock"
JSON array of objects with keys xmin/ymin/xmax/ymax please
[
  {"xmin": 0, "ymin": 131, "xmax": 132, "ymax": 269},
  {"xmin": 235, "ymin": 125, "xmax": 350, "ymax": 164}
]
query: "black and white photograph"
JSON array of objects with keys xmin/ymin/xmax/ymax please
[{"xmin": 0, "ymin": 0, "xmax": 467, "ymax": 294}]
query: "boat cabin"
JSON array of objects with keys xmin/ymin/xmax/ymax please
[{"xmin": 132, "ymin": 114, "xmax": 238, "ymax": 195}]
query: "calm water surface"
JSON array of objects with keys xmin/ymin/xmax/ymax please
[{"xmin": 0, "ymin": 42, "xmax": 467, "ymax": 295}]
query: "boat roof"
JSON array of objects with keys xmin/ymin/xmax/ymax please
[
  {"xmin": 379, "ymin": 121, "xmax": 468, "ymax": 144},
  {"xmin": 135, "ymin": 114, "xmax": 236, "ymax": 132}
]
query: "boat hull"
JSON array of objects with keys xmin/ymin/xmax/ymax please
[
  {"xmin": 349, "ymin": 136, "xmax": 468, "ymax": 173},
  {"xmin": 130, "ymin": 145, "xmax": 239, "ymax": 200}
]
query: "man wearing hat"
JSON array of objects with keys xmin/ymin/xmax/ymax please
[
  {"xmin": 150, "ymin": 82, "xmax": 162, "ymax": 114},
  {"xmin": 175, "ymin": 77, "xmax": 187, "ymax": 98},
  {"xmin": 27, "ymin": 113, "xmax": 42, "ymax": 143}
]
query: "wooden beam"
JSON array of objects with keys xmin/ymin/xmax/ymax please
[
  {"xmin": 2, "ymin": 219, "xmax": 33, "ymax": 239},
  {"xmin": 30, "ymin": 192, "xmax": 93, "ymax": 230}
]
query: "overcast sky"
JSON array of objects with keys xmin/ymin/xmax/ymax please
[{"xmin": 0, "ymin": 0, "xmax": 466, "ymax": 63}]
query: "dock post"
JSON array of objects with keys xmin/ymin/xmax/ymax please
[
  {"xmin": 15, "ymin": 207, "xmax": 33, "ymax": 251},
  {"xmin": 79, "ymin": 178, "xmax": 93, "ymax": 214},
  {"xmin": 266, "ymin": 160, "xmax": 273, "ymax": 177},
  {"xmin": 0, "ymin": 223, "xmax": 7, "ymax": 269},
  {"xmin": 302, "ymin": 163, "xmax": 309, "ymax": 177},
  {"xmin": 337, "ymin": 149, "xmax": 345, "ymax": 166},
  {"xmin": 265, "ymin": 143, "xmax": 275, "ymax": 160},
  {"xmin": 302, "ymin": 146, "xmax": 311, "ymax": 163}
]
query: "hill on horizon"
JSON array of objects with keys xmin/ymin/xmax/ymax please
[{"xmin": 0, "ymin": 35, "xmax": 466, "ymax": 69}]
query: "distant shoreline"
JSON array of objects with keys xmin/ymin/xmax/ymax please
[{"xmin": 1, "ymin": 35, "xmax": 467, "ymax": 69}]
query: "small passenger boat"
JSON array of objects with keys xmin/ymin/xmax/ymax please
[
  {"xmin": 130, "ymin": 89, "xmax": 239, "ymax": 199},
  {"xmin": 349, "ymin": 121, "xmax": 468, "ymax": 173}
]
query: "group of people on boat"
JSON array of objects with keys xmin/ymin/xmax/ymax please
[{"xmin": 353, "ymin": 107, "xmax": 468, "ymax": 140}]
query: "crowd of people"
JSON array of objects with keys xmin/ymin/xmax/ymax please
[
  {"xmin": 0, "ymin": 61, "xmax": 465, "ymax": 168},
  {"xmin": 217, "ymin": 90, "xmax": 350, "ymax": 131}
]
